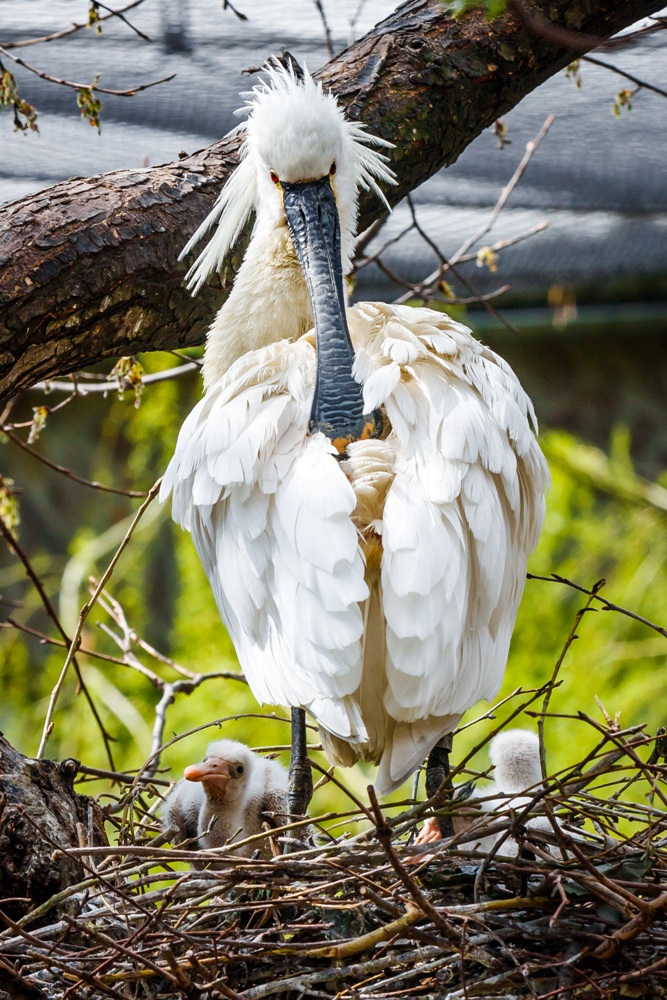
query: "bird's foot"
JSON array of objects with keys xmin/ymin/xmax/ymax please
[
  {"xmin": 414, "ymin": 816, "xmax": 442, "ymax": 846},
  {"xmin": 406, "ymin": 816, "xmax": 443, "ymax": 865}
]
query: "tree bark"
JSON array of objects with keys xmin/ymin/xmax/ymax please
[
  {"xmin": 0, "ymin": 0, "xmax": 662, "ymax": 400},
  {"xmin": 0, "ymin": 734, "xmax": 107, "ymax": 924}
]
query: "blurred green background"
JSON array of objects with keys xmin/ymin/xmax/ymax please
[{"xmin": 1, "ymin": 323, "xmax": 666, "ymax": 826}]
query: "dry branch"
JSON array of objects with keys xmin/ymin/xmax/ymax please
[{"xmin": 1, "ymin": 0, "xmax": 664, "ymax": 399}]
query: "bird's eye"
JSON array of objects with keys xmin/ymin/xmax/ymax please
[
  {"xmin": 270, "ymin": 170, "xmax": 280, "ymax": 185},
  {"xmin": 235, "ymin": 763, "xmax": 245, "ymax": 776},
  {"xmin": 330, "ymin": 161, "xmax": 337, "ymax": 176}
]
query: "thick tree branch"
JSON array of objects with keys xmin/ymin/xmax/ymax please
[{"xmin": 0, "ymin": 0, "xmax": 663, "ymax": 400}]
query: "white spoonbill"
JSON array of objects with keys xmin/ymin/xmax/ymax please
[{"xmin": 161, "ymin": 63, "xmax": 549, "ymax": 825}]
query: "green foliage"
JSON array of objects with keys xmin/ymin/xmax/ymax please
[
  {"xmin": 0, "ymin": 63, "xmax": 38, "ymax": 132},
  {"xmin": 613, "ymin": 88, "xmax": 635, "ymax": 117},
  {"xmin": 447, "ymin": 0, "xmax": 508, "ymax": 20},
  {"xmin": 77, "ymin": 77, "xmax": 103, "ymax": 132},
  {"xmin": 0, "ymin": 355, "xmax": 665, "ymax": 823},
  {"xmin": 565, "ymin": 60, "xmax": 582, "ymax": 89},
  {"xmin": 87, "ymin": 1, "xmax": 103, "ymax": 35},
  {"xmin": 0, "ymin": 475, "xmax": 20, "ymax": 532}
]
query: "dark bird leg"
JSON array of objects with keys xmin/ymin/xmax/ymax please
[
  {"xmin": 285, "ymin": 707, "xmax": 313, "ymax": 853},
  {"xmin": 426, "ymin": 734, "xmax": 454, "ymax": 839}
]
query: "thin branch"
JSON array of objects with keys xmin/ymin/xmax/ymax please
[
  {"xmin": 537, "ymin": 579, "xmax": 605, "ymax": 779},
  {"xmin": 348, "ymin": 0, "xmax": 368, "ymax": 46},
  {"xmin": 0, "ymin": 517, "xmax": 116, "ymax": 766},
  {"xmin": 527, "ymin": 573, "xmax": 667, "ymax": 640},
  {"xmin": 352, "ymin": 211, "xmax": 390, "ymax": 262},
  {"xmin": 392, "ymin": 115, "xmax": 553, "ymax": 308},
  {"xmin": 450, "ymin": 114, "xmax": 554, "ymax": 266},
  {"xmin": 403, "ymin": 198, "xmax": 520, "ymax": 335},
  {"xmin": 95, "ymin": 586, "xmax": 246, "ymax": 776},
  {"xmin": 0, "ymin": 46, "xmax": 174, "ymax": 97},
  {"xmin": 3, "ymin": 427, "xmax": 148, "ymax": 498},
  {"xmin": 222, "ymin": 0, "xmax": 248, "ymax": 21},
  {"xmin": 28, "ymin": 362, "xmax": 199, "ymax": 396},
  {"xmin": 0, "ymin": 1, "xmax": 149, "ymax": 48},
  {"xmin": 508, "ymin": 0, "xmax": 616, "ymax": 51},
  {"xmin": 36, "ymin": 479, "xmax": 161, "ymax": 759},
  {"xmin": 77, "ymin": 764, "xmax": 171, "ymax": 787},
  {"xmin": 313, "ymin": 0, "xmax": 335, "ymax": 57},
  {"xmin": 582, "ymin": 54, "xmax": 667, "ymax": 99},
  {"xmin": 93, "ymin": 1, "xmax": 152, "ymax": 42}
]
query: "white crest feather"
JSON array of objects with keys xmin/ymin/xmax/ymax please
[
  {"xmin": 180, "ymin": 145, "xmax": 259, "ymax": 296},
  {"xmin": 180, "ymin": 60, "xmax": 396, "ymax": 295}
]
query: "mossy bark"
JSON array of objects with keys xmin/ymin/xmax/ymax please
[
  {"xmin": 0, "ymin": 734, "xmax": 107, "ymax": 923},
  {"xmin": 0, "ymin": 0, "xmax": 662, "ymax": 399}
]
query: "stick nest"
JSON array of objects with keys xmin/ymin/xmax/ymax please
[{"xmin": 3, "ymin": 715, "xmax": 667, "ymax": 1000}]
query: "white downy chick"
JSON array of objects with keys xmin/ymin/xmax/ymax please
[
  {"xmin": 163, "ymin": 739, "xmax": 288, "ymax": 860},
  {"xmin": 415, "ymin": 729, "xmax": 553, "ymax": 857},
  {"xmin": 464, "ymin": 729, "xmax": 552, "ymax": 857}
]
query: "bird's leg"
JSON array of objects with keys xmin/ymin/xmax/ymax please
[
  {"xmin": 425, "ymin": 734, "xmax": 454, "ymax": 839},
  {"xmin": 285, "ymin": 707, "xmax": 313, "ymax": 853}
]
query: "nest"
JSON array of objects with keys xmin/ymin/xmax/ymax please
[{"xmin": 3, "ymin": 713, "xmax": 667, "ymax": 1000}]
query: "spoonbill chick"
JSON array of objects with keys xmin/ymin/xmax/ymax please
[
  {"xmin": 163, "ymin": 740, "xmax": 288, "ymax": 859},
  {"xmin": 416, "ymin": 729, "xmax": 551, "ymax": 855},
  {"xmin": 161, "ymin": 62, "xmax": 549, "ymax": 826}
]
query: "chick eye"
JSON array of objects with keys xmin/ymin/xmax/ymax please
[
  {"xmin": 235, "ymin": 764, "xmax": 245, "ymax": 776},
  {"xmin": 270, "ymin": 170, "xmax": 280, "ymax": 185},
  {"xmin": 329, "ymin": 161, "xmax": 337, "ymax": 176}
]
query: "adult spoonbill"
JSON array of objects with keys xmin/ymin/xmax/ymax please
[{"xmin": 161, "ymin": 63, "xmax": 549, "ymax": 826}]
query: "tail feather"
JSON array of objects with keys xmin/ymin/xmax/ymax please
[{"xmin": 375, "ymin": 713, "xmax": 461, "ymax": 795}]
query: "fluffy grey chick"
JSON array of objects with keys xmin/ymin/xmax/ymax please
[
  {"xmin": 163, "ymin": 739, "xmax": 288, "ymax": 860},
  {"xmin": 415, "ymin": 729, "xmax": 550, "ymax": 855},
  {"xmin": 467, "ymin": 728, "xmax": 551, "ymax": 856}
]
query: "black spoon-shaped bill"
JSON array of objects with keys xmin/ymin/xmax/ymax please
[{"xmin": 282, "ymin": 176, "xmax": 382, "ymax": 454}]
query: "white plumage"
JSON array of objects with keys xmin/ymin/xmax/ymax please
[
  {"xmin": 416, "ymin": 729, "xmax": 556, "ymax": 856},
  {"xmin": 465, "ymin": 729, "xmax": 553, "ymax": 857},
  {"xmin": 161, "ymin": 64, "xmax": 550, "ymax": 794},
  {"xmin": 163, "ymin": 739, "xmax": 288, "ymax": 859}
]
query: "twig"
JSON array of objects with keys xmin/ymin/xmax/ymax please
[
  {"xmin": 94, "ymin": 0, "xmax": 152, "ymax": 41},
  {"xmin": 3, "ymin": 427, "xmax": 148, "ymax": 498},
  {"xmin": 537, "ymin": 579, "xmax": 605, "ymax": 778},
  {"xmin": 0, "ymin": 517, "xmax": 116, "ymax": 767},
  {"xmin": 0, "ymin": 1, "xmax": 149, "ymax": 48},
  {"xmin": 526, "ymin": 573, "xmax": 667, "ymax": 640},
  {"xmin": 507, "ymin": 0, "xmax": 616, "ymax": 51},
  {"xmin": 367, "ymin": 786, "xmax": 498, "ymax": 968},
  {"xmin": 76, "ymin": 763, "xmax": 171, "ymax": 787},
  {"xmin": 313, "ymin": 0, "xmax": 335, "ymax": 57},
  {"xmin": 96, "ymin": 587, "xmax": 248, "ymax": 775},
  {"xmin": 451, "ymin": 115, "xmax": 554, "ymax": 265},
  {"xmin": 222, "ymin": 0, "xmax": 248, "ymax": 21},
  {"xmin": 28, "ymin": 362, "xmax": 199, "ymax": 395},
  {"xmin": 0, "ymin": 45, "xmax": 174, "ymax": 96},
  {"xmin": 36, "ymin": 479, "xmax": 161, "ymax": 758},
  {"xmin": 582, "ymin": 54, "xmax": 667, "ymax": 99},
  {"xmin": 393, "ymin": 115, "xmax": 553, "ymax": 310}
]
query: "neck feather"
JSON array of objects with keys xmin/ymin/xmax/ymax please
[{"xmin": 202, "ymin": 217, "xmax": 313, "ymax": 391}]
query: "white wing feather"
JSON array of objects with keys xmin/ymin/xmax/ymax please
[
  {"xmin": 349, "ymin": 302, "xmax": 549, "ymax": 791},
  {"xmin": 162, "ymin": 337, "xmax": 368, "ymax": 742},
  {"xmin": 164, "ymin": 301, "xmax": 548, "ymax": 792}
]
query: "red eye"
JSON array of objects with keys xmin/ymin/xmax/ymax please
[
  {"xmin": 270, "ymin": 170, "xmax": 280, "ymax": 185},
  {"xmin": 330, "ymin": 161, "xmax": 337, "ymax": 176}
]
